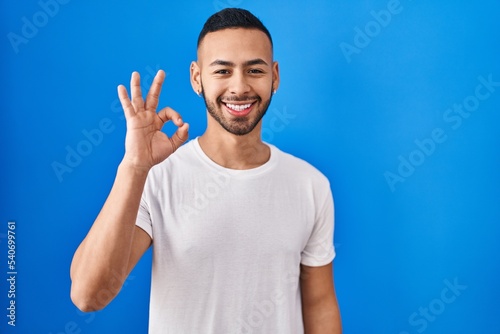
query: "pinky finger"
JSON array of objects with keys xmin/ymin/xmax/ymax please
[{"xmin": 117, "ymin": 85, "xmax": 135, "ymax": 120}]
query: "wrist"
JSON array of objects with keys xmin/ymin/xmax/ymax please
[{"xmin": 118, "ymin": 159, "xmax": 151, "ymax": 179}]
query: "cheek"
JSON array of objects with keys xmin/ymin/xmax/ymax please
[
  {"xmin": 258, "ymin": 88, "xmax": 272, "ymax": 101},
  {"xmin": 204, "ymin": 89, "xmax": 223, "ymax": 103},
  {"xmin": 201, "ymin": 77, "xmax": 224, "ymax": 98},
  {"xmin": 255, "ymin": 80, "xmax": 273, "ymax": 96}
]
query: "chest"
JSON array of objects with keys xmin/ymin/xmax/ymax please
[{"xmin": 150, "ymin": 172, "xmax": 316, "ymax": 264}]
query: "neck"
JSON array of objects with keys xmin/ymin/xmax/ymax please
[{"xmin": 198, "ymin": 120, "xmax": 270, "ymax": 170}]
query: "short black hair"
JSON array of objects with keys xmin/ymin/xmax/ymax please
[{"xmin": 197, "ymin": 8, "xmax": 273, "ymax": 49}]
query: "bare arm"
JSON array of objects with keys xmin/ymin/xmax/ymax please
[
  {"xmin": 70, "ymin": 70, "xmax": 188, "ymax": 312},
  {"xmin": 301, "ymin": 262, "xmax": 342, "ymax": 334},
  {"xmin": 70, "ymin": 165, "xmax": 151, "ymax": 312}
]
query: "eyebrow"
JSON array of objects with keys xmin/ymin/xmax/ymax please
[{"xmin": 209, "ymin": 58, "xmax": 269, "ymax": 67}]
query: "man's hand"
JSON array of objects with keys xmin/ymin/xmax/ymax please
[{"xmin": 118, "ymin": 70, "xmax": 189, "ymax": 171}]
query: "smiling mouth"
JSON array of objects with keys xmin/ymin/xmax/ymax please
[
  {"xmin": 223, "ymin": 101, "xmax": 256, "ymax": 116},
  {"xmin": 225, "ymin": 103, "xmax": 253, "ymax": 111}
]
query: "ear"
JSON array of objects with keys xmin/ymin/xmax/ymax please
[
  {"xmin": 272, "ymin": 61, "xmax": 280, "ymax": 93},
  {"xmin": 190, "ymin": 61, "xmax": 202, "ymax": 95}
]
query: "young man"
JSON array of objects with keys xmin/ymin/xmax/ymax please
[{"xmin": 70, "ymin": 8, "xmax": 342, "ymax": 334}]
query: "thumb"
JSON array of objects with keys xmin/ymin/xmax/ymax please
[{"xmin": 169, "ymin": 123, "xmax": 189, "ymax": 152}]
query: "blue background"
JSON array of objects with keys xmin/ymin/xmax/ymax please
[{"xmin": 1, "ymin": 0, "xmax": 499, "ymax": 333}]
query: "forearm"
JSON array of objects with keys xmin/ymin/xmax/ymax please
[
  {"xmin": 303, "ymin": 296, "xmax": 342, "ymax": 334},
  {"xmin": 70, "ymin": 161, "xmax": 149, "ymax": 311}
]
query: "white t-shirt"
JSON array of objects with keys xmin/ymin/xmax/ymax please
[{"xmin": 136, "ymin": 138, "xmax": 335, "ymax": 334}]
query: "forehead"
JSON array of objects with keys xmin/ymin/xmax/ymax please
[{"xmin": 197, "ymin": 28, "xmax": 273, "ymax": 65}]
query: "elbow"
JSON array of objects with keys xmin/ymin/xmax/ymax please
[
  {"xmin": 71, "ymin": 293, "xmax": 101, "ymax": 313},
  {"xmin": 70, "ymin": 281, "xmax": 114, "ymax": 312},
  {"xmin": 69, "ymin": 261, "xmax": 124, "ymax": 312},
  {"xmin": 72, "ymin": 298, "xmax": 100, "ymax": 313}
]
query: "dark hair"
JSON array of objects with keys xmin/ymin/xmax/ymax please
[{"xmin": 197, "ymin": 8, "xmax": 273, "ymax": 49}]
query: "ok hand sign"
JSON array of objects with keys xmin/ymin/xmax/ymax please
[{"xmin": 117, "ymin": 70, "xmax": 189, "ymax": 171}]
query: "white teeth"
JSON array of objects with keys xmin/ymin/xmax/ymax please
[{"xmin": 226, "ymin": 103, "xmax": 252, "ymax": 111}]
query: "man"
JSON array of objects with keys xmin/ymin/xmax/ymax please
[{"xmin": 70, "ymin": 8, "xmax": 342, "ymax": 333}]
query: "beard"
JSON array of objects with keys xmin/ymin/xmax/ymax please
[{"xmin": 201, "ymin": 83, "xmax": 273, "ymax": 136}]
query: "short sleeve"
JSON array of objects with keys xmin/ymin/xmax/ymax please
[
  {"xmin": 300, "ymin": 188, "xmax": 335, "ymax": 266},
  {"xmin": 136, "ymin": 194, "xmax": 153, "ymax": 239}
]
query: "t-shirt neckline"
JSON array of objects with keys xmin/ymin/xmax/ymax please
[{"xmin": 192, "ymin": 137, "xmax": 278, "ymax": 177}]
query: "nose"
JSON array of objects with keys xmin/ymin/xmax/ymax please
[{"xmin": 228, "ymin": 70, "xmax": 250, "ymax": 96}]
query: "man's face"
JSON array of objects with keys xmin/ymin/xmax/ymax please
[{"xmin": 192, "ymin": 28, "xmax": 279, "ymax": 136}]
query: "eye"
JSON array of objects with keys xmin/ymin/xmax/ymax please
[
  {"xmin": 214, "ymin": 69, "xmax": 230, "ymax": 75},
  {"xmin": 248, "ymin": 69, "xmax": 264, "ymax": 74}
]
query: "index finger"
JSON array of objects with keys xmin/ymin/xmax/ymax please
[
  {"xmin": 145, "ymin": 70, "xmax": 166, "ymax": 111},
  {"xmin": 157, "ymin": 106, "xmax": 184, "ymax": 127}
]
